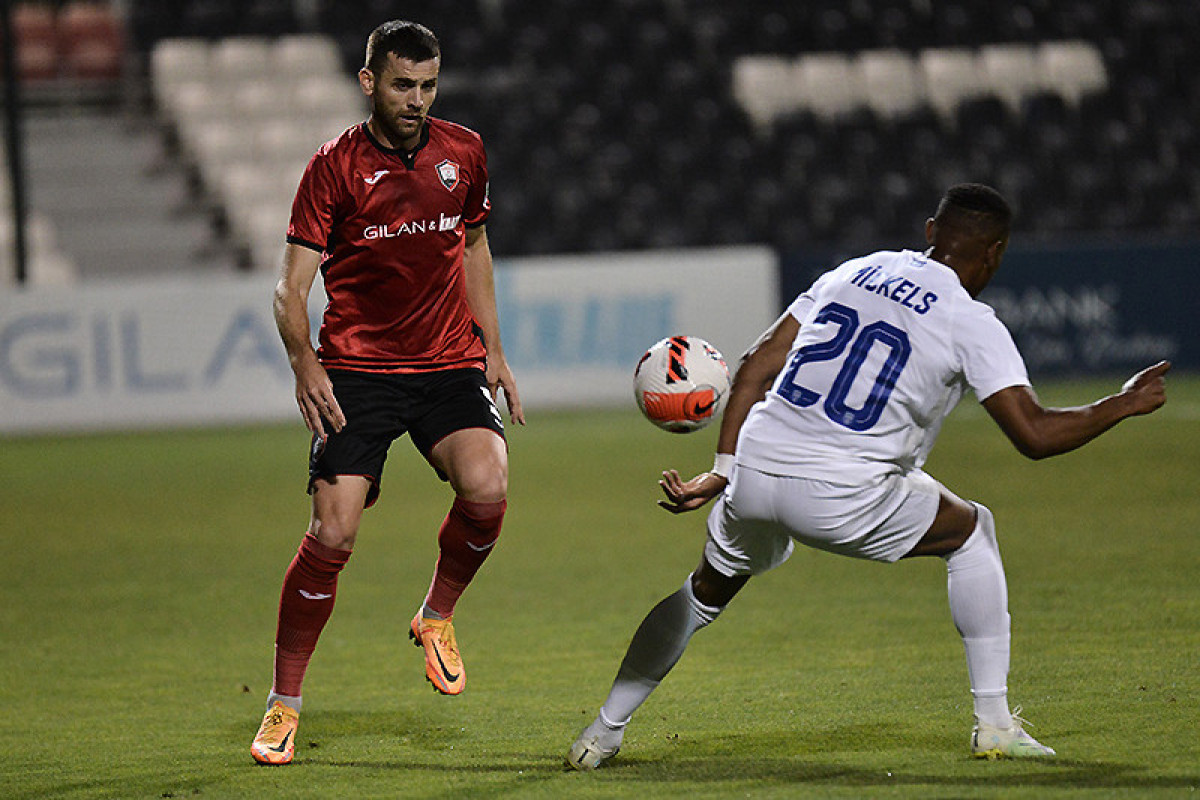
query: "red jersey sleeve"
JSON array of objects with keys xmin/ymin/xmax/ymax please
[
  {"xmin": 287, "ymin": 146, "xmax": 343, "ymax": 253},
  {"xmin": 462, "ymin": 139, "xmax": 490, "ymax": 228}
]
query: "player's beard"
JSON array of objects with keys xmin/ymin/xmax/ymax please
[{"xmin": 372, "ymin": 100, "xmax": 425, "ymax": 149}]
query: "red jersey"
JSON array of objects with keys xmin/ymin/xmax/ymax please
[{"xmin": 287, "ymin": 119, "xmax": 491, "ymax": 373}]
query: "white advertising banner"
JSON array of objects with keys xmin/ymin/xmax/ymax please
[{"xmin": 0, "ymin": 246, "xmax": 776, "ymax": 434}]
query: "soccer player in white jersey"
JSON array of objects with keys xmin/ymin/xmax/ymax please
[{"xmin": 567, "ymin": 183, "xmax": 1170, "ymax": 767}]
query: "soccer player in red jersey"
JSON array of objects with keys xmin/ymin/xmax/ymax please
[{"xmin": 251, "ymin": 20, "xmax": 524, "ymax": 765}]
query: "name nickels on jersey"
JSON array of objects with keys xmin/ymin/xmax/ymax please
[
  {"xmin": 848, "ymin": 263, "xmax": 938, "ymax": 315},
  {"xmin": 364, "ymin": 213, "xmax": 462, "ymax": 240}
]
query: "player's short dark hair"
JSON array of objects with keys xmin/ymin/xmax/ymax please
[
  {"xmin": 364, "ymin": 20, "xmax": 440, "ymax": 73},
  {"xmin": 934, "ymin": 183, "xmax": 1013, "ymax": 241}
]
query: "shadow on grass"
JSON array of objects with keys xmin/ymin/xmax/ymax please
[
  {"xmin": 283, "ymin": 714, "xmax": 1200, "ymax": 791},
  {"xmin": 307, "ymin": 754, "xmax": 1199, "ymax": 794},
  {"xmin": 593, "ymin": 755, "xmax": 1200, "ymax": 792},
  {"xmin": 578, "ymin": 723, "xmax": 1200, "ymax": 792},
  {"xmin": 306, "ymin": 716, "xmax": 1198, "ymax": 793},
  {"xmin": 67, "ymin": 709, "xmax": 1177, "ymax": 799}
]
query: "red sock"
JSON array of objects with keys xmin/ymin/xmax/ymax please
[
  {"xmin": 272, "ymin": 533, "xmax": 352, "ymax": 697},
  {"xmin": 423, "ymin": 497, "xmax": 506, "ymax": 618}
]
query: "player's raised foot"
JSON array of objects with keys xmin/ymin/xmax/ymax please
[
  {"xmin": 250, "ymin": 701, "xmax": 300, "ymax": 765},
  {"xmin": 971, "ymin": 713, "xmax": 1056, "ymax": 759},
  {"xmin": 409, "ymin": 613, "xmax": 465, "ymax": 695},
  {"xmin": 566, "ymin": 718, "xmax": 623, "ymax": 771}
]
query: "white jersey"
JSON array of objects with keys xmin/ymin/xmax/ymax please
[{"xmin": 737, "ymin": 249, "xmax": 1029, "ymax": 484}]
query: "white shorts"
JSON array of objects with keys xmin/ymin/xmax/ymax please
[{"xmin": 704, "ymin": 465, "xmax": 943, "ymax": 576}]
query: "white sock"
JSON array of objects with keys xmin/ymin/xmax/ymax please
[
  {"xmin": 597, "ymin": 575, "xmax": 724, "ymax": 731},
  {"xmin": 945, "ymin": 504, "xmax": 1012, "ymax": 729},
  {"xmin": 267, "ymin": 691, "xmax": 302, "ymax": 713}
]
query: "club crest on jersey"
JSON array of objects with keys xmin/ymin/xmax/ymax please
[{"xmin": 435, "ymin": 159, "xmax": 460, "ymax": 192}]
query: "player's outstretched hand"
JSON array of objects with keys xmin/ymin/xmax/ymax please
[
  {"xmin": 1120, "ymin": 360, "xmax": 1170, "ymax": 416},
  {"xmin": 658, "ymin": 469, "xmax": 727, "ymax": 514}
]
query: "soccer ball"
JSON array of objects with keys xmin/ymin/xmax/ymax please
[{"xmin": 633, "ymin": 335, "xmax": 731, "ymax": 433}]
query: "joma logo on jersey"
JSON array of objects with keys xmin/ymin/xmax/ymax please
[
  {"xmin": 364, "ymin": 213, "xmax": 461, "ymax": 239},
  {"xmin": 435, "ymin": 159, "xmax": 460, "ymax": 191}
]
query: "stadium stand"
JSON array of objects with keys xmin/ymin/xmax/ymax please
[
  {"xmin": 5, "ymin": 0, "xmax": 1199, "ymax": 277},
  {"xmin": 149, "ymin": 34, "xmax": 362, "ymax": 268}
]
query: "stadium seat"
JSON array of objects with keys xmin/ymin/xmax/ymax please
[
  {"xmin": 151, "ymin": 38, "xmax": 209, "ymax": 85},
  {"xmin": 208, "ymin": 36, "xmax": 272, "ymax": 82},
  {"xmin": 242, "ymin": 204, "xmax": 290, "ymax": 271},
  {"xmin": 57, "ymin": 1, "xmax": 125, "ymax": 83},
  {"xmin": 955, "ymin": 96, "xmax": 1015, "ymax": 157},
  {"xmin": 794, "ymin": 52, "xmax": 863, "ymax": 121},
  {"xmin": 291, "ymin": 75, "xmax": 364, "ymax": 127},
  {"xmin": 167, "ymin": 80, "xmax": 231, "ymax": 133},
  {"xmin": 230, "ymin": 78, "xmax": 282, "ymax": 124},
  {"xmin": 731, "ymin": 55, "xmax": 800, "ymax": 130},
  {"xmin": 273, "ymin": 34, "xmax": 346, "ymax": 79},
  {"xmin": 979, "ymin": 43, "xmax": 1041, "ymax": 116},
  {"xmin": 10, "ymin": 3, "xmax": 58, "ymax": 82},
  {"xmin": 856, "ymin": 48, "xmax": 924, "ymax": 119},
  {"xmin": 190, "ymin": 121, "xmax": 247, "ymax": 178},
  {"xmin": 252, "ymin": 119, "xmax": 326, "ymax": 169},
  {"xmin": 1037, "ymin": 40, "xmax": 1107, "ymax": 107},
  {"xmin": 151, "ymin": 38, "xmax": 210, "ymax": 113},
  {"xmin": 217, "ymin": 163, "xmax": 295, "ymax": 247},
  {"xmin": 918, "ymin": 48, "xmax": 988, "ymax": 124}
]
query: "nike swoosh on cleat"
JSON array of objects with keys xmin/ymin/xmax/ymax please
[
  {"xmin": 432, "ymin": 646, "xmax": 461, "ymax": 683},
  {"xmin": 298, "ymin": 590, "xmax": 332, "ymax": 600},
  {"xmin": 268, "ymin": 730, "xmax": 293, "ymax": 754}
]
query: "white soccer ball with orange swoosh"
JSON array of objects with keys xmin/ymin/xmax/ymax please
[{"xmin": 633, "ymin": 335, "xmax": 731, "ymax": 433}]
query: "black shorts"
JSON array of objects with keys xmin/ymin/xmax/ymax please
[{"xmin": 308, "ymin": 367, "xmax": 505, "ymax": 507}]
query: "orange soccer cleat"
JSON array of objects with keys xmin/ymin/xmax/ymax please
[
  {"xmin": 251, "ymin": 701, "xmax": 300, "ymax": 765},
  {"xmin": 409, "ymin": 613, "xmax": 465, "ymax": 695}
]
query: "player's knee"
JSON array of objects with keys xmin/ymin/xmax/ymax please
[
  {"xmin": 689, "ymin": 560, "xmax": 748, "ymax": 609},
  {"xmin": 970, "ymin": 502, "xmax": 997, "ymax": 547},
  {"xmin": 459, "ymin": 471, "xmax": 506, "ymax": 504},
  {"xmin": 450, "ymin": 458, "xmax": 507, "ymax": 503},
  {"xmin": 309, "ymin": 518, "xmax": 358, "ymax": 551}
]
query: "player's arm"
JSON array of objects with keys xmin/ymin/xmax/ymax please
[
  {"xmin": 659, "ymin": 311, "xmax": 801, "ymax": 514},
  {"xmin": 273, "ymin": 243, "xmax": 345, "ymax": 437},
  {"xmin": 982, "ymin": 360, "xmax": 1170, "ymax": 460},
  {"xmin": 463, "ymin": 225, "xmax": 525, "ymax": 425}
]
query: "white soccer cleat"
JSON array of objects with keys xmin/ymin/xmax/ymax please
[
  {"xmin": 567, "ymin": 716, "xmax": 625, "ymax": 771},
  {"xmin": 566, "ymin": 731, "xmax": 620, "ymax": 770},
  {"xmin": 971, "ymin": 712, "xmax": 1056, "ymax": 759}
]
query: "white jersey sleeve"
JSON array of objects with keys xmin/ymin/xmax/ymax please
[{"xmin": 951, "ymin": 303, "xmax": 1030, "ymax": 402}]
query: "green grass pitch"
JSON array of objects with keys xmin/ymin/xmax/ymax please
[{"xmin": 2, "ymin": 376, "xmax": 1197, "ymax": 799}]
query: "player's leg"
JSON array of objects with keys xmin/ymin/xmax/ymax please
[
  {"xmin": 252, "ymin": 476, "xmax": 368, "ymax": 764},
  {"xmin": 407, "ymin": 427, "xmax": 507, "ymax": 695},
  {"xmin": 424, "ymin": 426, "xmax": 508, "ymax": 617},
  {"xmin": 903, "ymin": 489, "xmax": 1055, "ymax": 757},
  {"xmin": 253, "ymin": 368, "xmax": 393, "ymax": 764},
  {"xmin": 567, "ymin": 556, "xmax": 747, "ymax": 770},
  {"xmin": 569, "ymin": 467, "xmax": 788, "ymax": 770},
  {"xmin": 408, "ymin": 369, "xmax": 509, "ymax": 694},
  {"xmin": 272, "ymin": 477, "xmax": 369, "ymax": 704}
]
